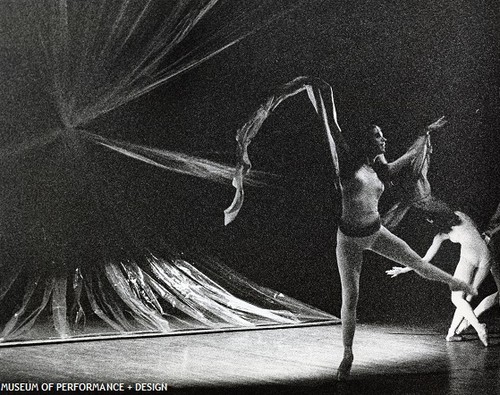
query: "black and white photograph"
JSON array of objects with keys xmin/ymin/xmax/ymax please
[{"xmin": 0, "ymin": 1, "xmax": 499, "ymax": 394}]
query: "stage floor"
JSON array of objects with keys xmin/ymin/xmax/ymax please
[{"xmin": 0, "ymin": 320, "xmax": 499, "ymax": 394}]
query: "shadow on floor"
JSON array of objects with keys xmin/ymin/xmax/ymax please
[{"xmin": 169, "ymin": 372, "xmax": 452, "ymax": 395}]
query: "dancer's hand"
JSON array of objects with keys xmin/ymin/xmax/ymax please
[
  {"xmin": 424, "ymin": 116, "xmax": 448, "ymax": 134},
  {"xmin": 385, "ymin": 266, "xmax": 411, "ymax": 278}
]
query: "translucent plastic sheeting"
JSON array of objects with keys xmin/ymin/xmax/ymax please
[
  {"xmin": 2, "ymin": 0, "xmax": 304, "ymax": 128},
  {"xmin": 0, "ymin": 249, "xmax": 336, "ymax": 342},
  {"xmin": 0, "ymin": 1, "xmax": 337, "ymax": 343},
  {"xmin": 1, "ymin": 0, "xmax": 306, "ymax": 151},
  {"xmin": 35, "ymin": 0, "xmax": 304, "ymax": 128},
  {"xmin": 82, "ymin": 131, "xmax": 277, "ymax": 189}
]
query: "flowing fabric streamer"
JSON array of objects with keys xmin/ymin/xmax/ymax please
[
  {"xmin": 224, "ymin": 76, "xmax": 349, "ymax": 225},
  {"xmin": 381, "ymin": 134, "xmax": 451, "ymax": 229}
]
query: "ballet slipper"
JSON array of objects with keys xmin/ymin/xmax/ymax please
[
  {"xmin": 477, "ymin": 324, "xmax": 488, "ymax": 347},
  {"xmin": 446, "ymin": 334, "xmax": 464, "ymax": 342},
  {"xmin": 336, "ymin": 354, "xmax": 353, "ymax": 381}
]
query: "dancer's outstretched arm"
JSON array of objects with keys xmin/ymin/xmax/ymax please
[
  {"xmin": 422, "ymin": 232, "xmax": 449, "ymax": 261},
  {"xmin": 386, "ymin": 233, "xmax": 448, "ymax": 277},
  {"xmin": 378, "ymin": 116, "xmax": 447, "ymax": 178}
]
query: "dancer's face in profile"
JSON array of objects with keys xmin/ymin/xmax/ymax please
[{"xmin": 366, "ymin": 125, "xmax": 387, "ymax": 156}]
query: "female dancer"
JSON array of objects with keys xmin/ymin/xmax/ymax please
[
  {"xmin": 386, "ymin": 210, "xmax": 499, "ymax": 346},
  {"xmin": 335, "ymin": 118, "xmax": 477, "ymax": 380},
  {"xmin": 219, "ymin": 77, "xmax": 476, "ymax": 381}
]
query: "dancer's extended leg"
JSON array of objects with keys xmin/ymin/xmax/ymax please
[{"xmin": 370, "ymin": 227, "xmax": 477, "ymax": 296}]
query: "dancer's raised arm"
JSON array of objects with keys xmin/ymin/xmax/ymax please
[
  {"xmin": 422, "ymin": 232, "xmax": 449, "ymax": 261},
  {"xmin": 375, "ymin": 116, "xmax": 447, "ymax": 178}
]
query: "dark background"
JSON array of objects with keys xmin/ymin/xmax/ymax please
[{"xmin": 1, "ymin": 0, "xmax": 499, "ymax": 328}]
